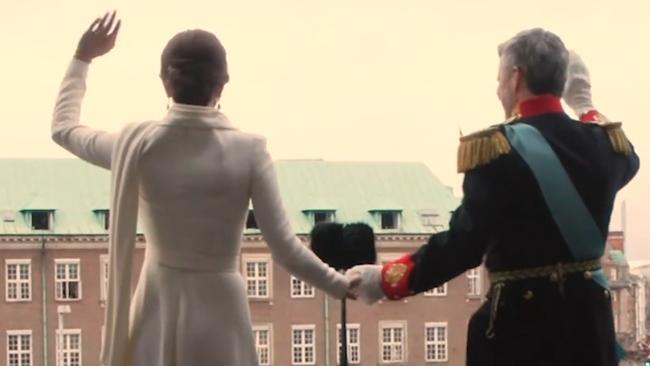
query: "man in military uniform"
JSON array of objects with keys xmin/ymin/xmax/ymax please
[{"xmin": 348, "ymin": 29, "xmax": 640, "ymax": 365}]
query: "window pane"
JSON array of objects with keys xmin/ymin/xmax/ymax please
[
  {"xmin": 381, "ymin": 212, "xmax": 396, "ymax": 229},
  {"xmin": 31, "ymin": 211, "xmax": 50, "ymax": 230},
  {"xmin": 19, "ymin": 264, "xmax": 29, "ymax": 279},
  {"xmin": 7, "ymin": 264, "xmax": 17, "ymax": 279},
  {"xmin": 56, "ymin": 265, "xmax": 65, "ymax": 279},
  {"xmin": 20, "ymin": 335, "xmax": 30, "ymax": 350},
  {"xmin": 8, "ymin": 335, "xmax": 18, "ymax": 350},
  {"xmin": 8, "ymin": 283, "xmax": 17, "ymax": 299}
]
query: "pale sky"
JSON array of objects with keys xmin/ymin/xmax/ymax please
[{"xmin": 1, "ymin": 0, "xmax": 648, "ymax": 258}]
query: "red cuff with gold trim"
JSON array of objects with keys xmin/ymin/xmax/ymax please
[
  {"xmin": 381, "ymin": 255, "xmax": 415, "ymax": 300},
  {"xmin": 580, "ymin": 110, "xmax": 600, "ymax": 123}
]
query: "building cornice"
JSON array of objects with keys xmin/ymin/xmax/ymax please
[{"xmin": 0, "ymin": 233, "xmax": 428, "ymax": 250}]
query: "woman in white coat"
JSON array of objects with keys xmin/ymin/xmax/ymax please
[{"xmin": 52, "ymin": 12, "xmax": 355, "ymax": 366}]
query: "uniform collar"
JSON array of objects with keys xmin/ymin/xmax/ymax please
[
  {"xmin": 513, "ymin": 94, "xmax": 564, "ymax": 119},
  {"xmin": 163, "ymin": 103, "xmax": 237, "ymax": 130}
]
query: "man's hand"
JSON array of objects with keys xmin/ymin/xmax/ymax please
[
  {"xmin": 345, "ymin": 271, "xmax": 362, "ymax": 300},
  {"xmin": 563, "ymin": 50, "xmax": 595, "ymax": 117},
  {"xmin": 75, "ymin": 11, "xmax": 121, "ymax": 63},
  {"xmin": 345, "ymin": 265, "xmax": 384, "ymax": 304}
]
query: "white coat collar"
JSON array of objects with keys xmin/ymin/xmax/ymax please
[{"xmin": 163, "ymin": 103, "xmax": 237, "ymax": 130}]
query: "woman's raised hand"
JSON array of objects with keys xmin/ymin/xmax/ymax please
[{"xmin": 75, "ymin": 11, "xmax": 121, "ymax": 63}]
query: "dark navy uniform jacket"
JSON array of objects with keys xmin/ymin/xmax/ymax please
[{"xmin": 380, "ymin": 95, "xmax": 640, "ymax": 366}]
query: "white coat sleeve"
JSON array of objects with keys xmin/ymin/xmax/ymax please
[
  {"xmin": 51, "ymin": 59, "xmax": 117, "ymax": 169},
  {"xmin": 250, "ymin": 138, "xmax": 349, "ymax": 299}
]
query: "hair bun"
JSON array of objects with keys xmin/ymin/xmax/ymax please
[{"xmin": 160, "ymin": 30, "xmax": 229, "ymax": 105}]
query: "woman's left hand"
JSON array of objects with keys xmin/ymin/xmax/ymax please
[{"xmin": 75, "ymin": 11, "xmax": 121, "ymax": 63}]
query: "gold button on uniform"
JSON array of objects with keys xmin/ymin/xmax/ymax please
[
  {"xmin": 550, "ymin": 273, "xmax": 560, "ymax": 282},
  {"xmin": 584, "ymin": 271, "xmax": 593, "ymax": 279},
  {"xmin": 523, "ymin": 290, "xmax": 534, "ymax": 300}
]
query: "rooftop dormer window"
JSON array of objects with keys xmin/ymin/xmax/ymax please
[
  {"xmin": 94, "ymin": 209, "xmax": 110, "ymax": 230},
  {"xmin": 302, "ymin": 209, "xmax": 336, "ymax": 226},
  {"xmin": 380, "ymin": 211, "xmax": 400, "ymax": 230},
  {"xmin": 313, "ymin": 211, "xmax": 335, "ymax": 225},
  {"xmin": 25, "ymin": 210, "xmax": 54, "ymax": 231},
  {"xmin": 370, "ymin": 209, "xmax": 402, "ymax": 231}
]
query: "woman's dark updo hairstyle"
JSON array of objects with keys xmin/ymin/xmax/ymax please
[{"xmin": 160, "ymin": 29, "xmax": 229, "ymax": 106}]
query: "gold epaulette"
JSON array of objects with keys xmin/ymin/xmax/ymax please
[
  {"xmin": 598, "ymin": 121, "xmax": 632, "ymax": 156},
  {"xmin": 457, "ymin": 125, "xmax": 512, "ymax": 173}
]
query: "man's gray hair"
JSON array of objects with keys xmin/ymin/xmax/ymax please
[{"xmin": 498, "ymin": 28, "xmax": 569, "ymax": 96}]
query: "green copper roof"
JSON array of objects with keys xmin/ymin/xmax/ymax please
[{"xmin": 0, "ymin": 159, "xmax": 459, "ymax": 235}]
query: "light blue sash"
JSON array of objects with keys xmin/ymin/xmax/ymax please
[
  {"xmin": 504, "ymin": 124, "xmax": 608, "ymax": 288},
  {"xmin": 504, "ymin": 123, "xmax": 623, "ymax": 360}
]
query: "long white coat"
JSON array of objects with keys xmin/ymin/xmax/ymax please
[{"xmin": 52, "ymin": 59, "xmax": 349, "ymax": 366}]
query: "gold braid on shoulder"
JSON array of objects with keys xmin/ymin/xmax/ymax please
[
  {"xmin": 457, "ymin": 126, "xmax": 512, "ymax": 173},
  {"xmin": 594, "ymin": 113, "xmax": 632, "ymax": 155}
]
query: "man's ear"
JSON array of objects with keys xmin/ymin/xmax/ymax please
[
  {"xmin": 513, "ymin": 66, "xmax": 525, "ymax": 92},
  {"xmin": 161, "ymin": 77, "xmax": 172, "ymax": 98}
]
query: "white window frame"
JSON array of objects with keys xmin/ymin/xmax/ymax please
[
  {"xmin": 100, "ymin": 255, "xmax": 109, "ymax": 302},
  {"xmin": 291, "ymin": 324, "xmax": 316, "ymax": 365},
  {"xmin": 290, "ymin": 276, "xmax": 315, "ymax": 298},
  {"xmin": 425, "ymin": 322, "xmax": 448, "ymax": 363},
  {"xmin": 379, "ymin": 321, "xmax": 407, "ymax": 364},
  {"xmin": 242, "ymin": 254, "xmax": 272, "ymax": 300},
  {"xmin": 5, "ymin": 259, "xmax": 32, "ymax": 302},
  {"xmin": 467, "ymin": 267, "xmax": 482, "ymax": 297},
  {"xmin": 54, "ymin": 259, "xmax": 82, "ymax": 301},
  {"xmin": 424, "ymin": 283, "xmax": 447, "ymax": 297},
  {"xmin": 336, "ymin": 323, "xmax": 361, "ymax": 364},
  {"xmin": 6, "ymin": 330, "xmax": 32, "ymax": 366},
  {"xmin": 56, "ymin": 329, "xmax": 81, "ymax": 366},
  {"xmin": 253, "ymin": 324, "xmax": 272, "ymax": 366}
]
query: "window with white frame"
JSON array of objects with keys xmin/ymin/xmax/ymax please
[
  {"xmin": 253, "ymin": 325, "xmax": 272, "ymax": 366},
  {"xmin": 292, "ymin": 325, "xmax": 316, "ymax": 365},
  {"xmin": 243, "ymin": 256, "xmax": 271, "ymax": 299},
  {"xmin": 311, "ymin": 211, "xmax": 335, "ymax": 225},
  {"xmin": 425, "ymin": 322, "xmax": 448, "ymax": 362},
  {"xmin": 291, "ymin": 276, "xmax": 315, "ymax": 298},
  {"xmin": 100, "ymin": 255, "xmax": 109, "ymax": 302},
  {"xmin": 5, "ymin": 260, "xmax": 31, "ymax": 302},
  {"xmin": 7, "ymin": 330, "xmax": 32, "ymax": 366},
  {"xmin": 28, "ymin": 210, "xmax": 53, "ymax": 231},
  {"xmin": 379, "ymin": 321, "xmax": 406, "ymax": 363},
  {"xmin": 337, "ymin": 324, "xmax": 360, "ymax": 364},
  {"xmin": 55, "ymin": 259, "xmax": 81, "ymax": 301},
  {"xmin": 424, "ymin": 283, "xmax": 447, "ymax": 297},
  {"xmin": 57, "ymin": 329, "xmax": 81, "ymax": 366},
  {"xmin": 467, "ymin": 267, "xmax": 481, "ymax": 296}
]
